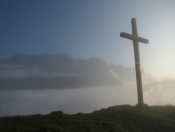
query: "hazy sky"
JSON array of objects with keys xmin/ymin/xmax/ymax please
[
  {"xmin": 1, "ymin": 0, "xmax": 175, "ymax": 115},
  {"xmin": 1, "ymin": 0, "xmax": 175, "ymax": 78}
]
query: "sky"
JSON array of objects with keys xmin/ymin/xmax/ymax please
[
  {"xmin": 0, "ymin": 0, "xmax": 175, "ymax": 77},
  {"xmin": 1, "ymin": 0, "xmax": 175, "ymax": 115}
]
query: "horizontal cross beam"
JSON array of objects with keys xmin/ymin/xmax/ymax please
[{"xmin": 120, "ymin": 32, "xmax": 149, "ymax": 44}]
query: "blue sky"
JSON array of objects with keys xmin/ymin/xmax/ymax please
[{"xmin": 1, "ymin": 0, "xmax": 175, "ymax": 77}]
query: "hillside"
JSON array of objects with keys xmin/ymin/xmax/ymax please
[{"xmin": 1, "ymin": 105, "xmax": 175, "ymax": 132}]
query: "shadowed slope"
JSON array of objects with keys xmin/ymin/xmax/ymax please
[{"xmin": 1, "ymin": 105, "xmax": 175, "ymax": 132}]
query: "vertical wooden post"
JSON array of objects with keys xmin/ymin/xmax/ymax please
[{"xmin": 131, "ymin": 18, "xmax": 144, "ymax": 105}]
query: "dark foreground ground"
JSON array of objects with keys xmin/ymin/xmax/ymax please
[{"xmin": 1, "ymin": 105, "xmax": 175, "ymax": 132}]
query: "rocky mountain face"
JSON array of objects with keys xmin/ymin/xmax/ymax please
[{"xmin": 0, "ymin": 53, "xmax": 135, "ymax": 90}]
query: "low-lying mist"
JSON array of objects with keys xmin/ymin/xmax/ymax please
[
  {"xmin": 0, "ymin": 54, "xmax": 175, "ymax": 116},
  {"xmin": 1, "ymin": 80, "xmax": 175, "ymax": 116}
]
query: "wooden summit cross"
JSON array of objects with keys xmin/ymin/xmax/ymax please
[{"xmin": 120, "ymin": 18, "xmax": 149, "ymax": 106}]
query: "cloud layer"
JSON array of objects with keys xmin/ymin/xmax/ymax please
[{"xmin": 1, "ymin": 54, "xmax": 175, "ymax": 115}]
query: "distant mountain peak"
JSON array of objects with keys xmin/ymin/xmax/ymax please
[{"xmin": 0, "ymin": 53, "xmax": 136, "ymax": 90}]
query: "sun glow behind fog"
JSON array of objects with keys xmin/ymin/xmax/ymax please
[{"xmin": 143, "ymin": 17, "xmax": 175, "ymax": 78}]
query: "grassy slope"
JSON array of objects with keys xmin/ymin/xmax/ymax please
[{"xmin": 1, "ymin": 105, "xmax": 175, "ymax": 132}]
